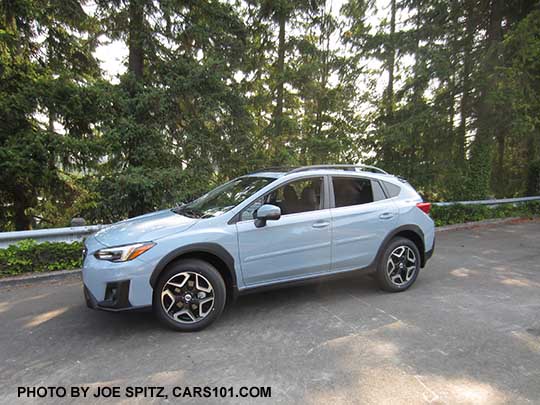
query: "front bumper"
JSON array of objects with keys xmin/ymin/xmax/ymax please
[
  {"xmin": 82, "ymin": 235, "xmax": 155, "ymax": 309},
  {"xmin": 84, "ymin": 280, "xmax": 134, "ymax": 312}
]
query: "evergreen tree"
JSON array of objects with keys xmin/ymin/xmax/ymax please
[
  {"xmin": 1, "ymin": 0, "xmax": 540, "ymax": 230},
  {"xmin": 92, "ymin": 0, "xmax": 253, "ymax": 220},
  {"xmin": 0, "ymin": 0, "xmax": 101, "ymax": 229}
]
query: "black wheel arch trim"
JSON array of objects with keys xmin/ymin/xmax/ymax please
[
  {"xmin": 372, "ymin": 224, "xmax": 427, "ymax": 268},
  {"xmin": 149, "ymin": 243, "xmax": 237, "ymax": 289}
]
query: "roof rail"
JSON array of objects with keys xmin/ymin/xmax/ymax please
[
  {"xmin": 287, "ymin": 164, "xmax": 388, "ymax": 175},
  {"xmin": 251, "ymin": 166, "xmax": 297, "ymax": 174}
]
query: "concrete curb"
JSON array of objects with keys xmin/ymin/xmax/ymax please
[
  {"xmin": 1, "ymin": 216, "xmax": 538, "ymax": 287},
  {"xmin": 435, "ymin": 216, "xmax": 538, "ymax": 232},
  {"xmin": 0, "ymin": 269, "xmax": 81, "ymax": 288}
]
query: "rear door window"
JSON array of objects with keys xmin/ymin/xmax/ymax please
[{"xmin": 332, "ymin": 177, "xmax": 374, "ymax": 208}]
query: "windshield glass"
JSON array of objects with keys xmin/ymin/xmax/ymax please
[{"xmin": 172, "ymin": 176, "xmax": 275, "ymax": 218}]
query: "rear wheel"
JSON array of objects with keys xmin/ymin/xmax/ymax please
[
  {"xmin": 376, "ymin": 237, "xmax": 420, "ymax": 292},
  {"xmin": 153, "ymin": 259, "xmax": 226, "ymax": 331}
]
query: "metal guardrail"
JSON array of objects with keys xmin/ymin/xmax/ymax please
[
  {"xmin": 433, "ymin": 196, "xmax": 540, "ymax": 207},
  {"xmin": 0, "ymin": 195, "xmax": 538, "ymax": 248},
  {"xmin": 0, "ymin": 225, "xmax": 108, "ymax": 249}
]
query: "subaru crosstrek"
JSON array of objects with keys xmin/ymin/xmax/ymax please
[{"xmin": 82, "ymin": 165, "xmax": 435, "ymax": 331}]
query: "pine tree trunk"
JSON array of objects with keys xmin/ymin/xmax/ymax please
[
  {"xmin": 381, "ymin": 0, "xmax": 396, "ymax": 165},
  {"xmin": 468, "ymin": 0, "xmax": 503, "ymax": 199},
  {"xmin": 127, "ymin": 0, "xmax": 145, "ymax": 218},
  {"xmin": 128, "ymin": 0, "xmax": 144, "ymax": 80},
  {"xmin": 274, "ymin": 10, "xmax": 286, "ymax": 144},
  {"xmin": 526, "ymin": 133, "xmax": 539, "ymax": 196},
  {"xmin": 494, "ymin": 135, "xmax": 505, "ymax": 196},
  {"xmin": 5, "ymin": 0, "xmax": 30, "ymax": 230},
  {"xmin": 315, "ymin": 6, "xmax": 330, "ymax": 152},
  {"xmin": 13, "ymin": 186, "xmax": 31, "ymax": 231},
  {"xmin": 385, "ymin": 0, "xmax": 396, "ymax": 119},
  {"xmin": 458, "ymin": 2, "xmax": 474, "ymax": 166}
]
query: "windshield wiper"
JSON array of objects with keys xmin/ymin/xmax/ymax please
[{"xmin": 171, "ymin": 206, "xmax": 202, "ymax": 218}]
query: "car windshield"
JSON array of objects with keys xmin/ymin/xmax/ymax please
[{"xmin": 172, "ymin": 176, "xmax": 275, "ymax": 218}]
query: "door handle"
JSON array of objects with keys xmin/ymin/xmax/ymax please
[
  {"xmin": 379, "ymin": 212, "xmax": 394, "ymax": 220},
  {"xmin": 312, "ymin": 221, "xmax": 330, "ymax": 229}
]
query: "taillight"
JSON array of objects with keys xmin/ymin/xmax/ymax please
[{"xmin": 416, "ymin": 202, "xmax": 431, "ymax": 215}]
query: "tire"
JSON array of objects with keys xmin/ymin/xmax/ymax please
[
  {"xmin": 153, "ymin": 258, "xmax": 226, "ymax": 331},
  {"xmin": 376, "ymin": 237, "xmax": 421, "ymax": 292}
]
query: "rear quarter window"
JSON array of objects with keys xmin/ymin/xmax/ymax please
[{"xmin": 383, "ymin": 181, "xmax": 401, "ymax": 198}]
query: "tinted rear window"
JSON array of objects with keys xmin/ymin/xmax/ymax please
[{"xmin": 333, "ymin": 177, "xmax": 374, "ymax": 207}]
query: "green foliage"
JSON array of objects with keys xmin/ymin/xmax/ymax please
[
  {"xmin": 0, "ymin": 0, "xmax": 102, "ymax": 230},
  {"xmin": 431, "ymin": 202, "xmax": 540, "ymax": 227},
  {"xmin": 0, "ymin": 240, "xmax": 82, "ymax": 277},
  {"xmin": 90, "ymin": 0, "xmax": 257, "ymax": 219},
  {"xmin": 343, "ymin": 0, "xmax": 540, "ymax": 201},
  {"xmin": 527, "ymin": 160, "xmax": 540, "ymax": 195},
  {"xmin": 1, "ymin": 0, "xmax": 539, "ymax": 230}
]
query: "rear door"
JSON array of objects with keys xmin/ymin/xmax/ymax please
[
  {"xmin": 236, "ymin": 176, "xmax": 332, "ymax": 287},
  {"xmin": 330, "ymin": 175, "xmax": 397, "ymax": 271}
]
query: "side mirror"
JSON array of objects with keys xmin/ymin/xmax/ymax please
[{"xmin": 254, "ymin": 204, "xmax": 281, "ymax": 228}]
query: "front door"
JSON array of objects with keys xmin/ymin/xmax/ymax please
[{"xmin": 236, "ymin": 176, "xmax": 332, "ymax": 287}]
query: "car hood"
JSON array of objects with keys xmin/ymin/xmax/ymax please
[{"xmin": 94, "ymin": 209, "xmax": 198, "ymax": 247}]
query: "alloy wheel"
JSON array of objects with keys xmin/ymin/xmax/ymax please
[
  {"xmin": 386, "ymin": 245, "xmax": 417, "ymax": 287},
  {"xmin": 161, "ymin": 272, "xmax": 215, "ymax": 324}
]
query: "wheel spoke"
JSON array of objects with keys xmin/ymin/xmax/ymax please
[
  {"xmin": 406, "ymin": 265, "xmax": 416, "ymax": 280},
  {"xmin": 173, "ymin": 308, "xmax": 197, "ymax": 323},
  {"xmin": 161, "ymin": 289, "xmax": 176, "ymax": 312},
  {"xmin": 198, "ymin": 297, "xmax": 214, "ymax": 318},
  {"xmin": 407, "ymin": 248, "xmax": 416, "ymax": 263},
  {"xmin": 387, "ymin": 259, "xmax": 396, "ymax": 275},
  {"xmin": 166, "ymin": 273, "xmax": 189, "ymax": 289},
  {"xmin": 196, "ymin": 274, "xmax": 213, "ymax": 293},
  {"xmin": 392, "ymin": 247, "xmax": 405, "ymax": 258}
]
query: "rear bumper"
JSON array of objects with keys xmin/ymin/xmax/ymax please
[{"xmin": 424, "ymin": 237, "xmax": 435, "ymax": 264}]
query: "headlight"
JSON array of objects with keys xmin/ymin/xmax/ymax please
[{"xmin": 94, "ymin": 242, "xmax": 156, "ymax": 262}]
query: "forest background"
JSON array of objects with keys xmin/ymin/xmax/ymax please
[{"xmin": 1, "ymin": 0, "xmax": 539, "ymax": 231}]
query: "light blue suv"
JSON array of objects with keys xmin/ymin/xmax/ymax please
[{"xmin": 83, "ymin": 165, "xmax": 435, "ymax": 331}]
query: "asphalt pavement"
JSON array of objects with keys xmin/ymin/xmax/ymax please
[{"xmin": 1, "ymin": 220, "xmax": 539, "ymax": 404}]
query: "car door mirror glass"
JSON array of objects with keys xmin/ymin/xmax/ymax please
[{"xmin": 254, "ymin": 204, "xmax": 281, "ymax": 227}]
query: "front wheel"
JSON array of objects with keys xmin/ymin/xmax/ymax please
[
  {"xmin": 376, "ymin": 237, "xmax": 420, "ymax": 292},
  {"xmin": 153, "ymin": 259, "xmax": 226, "ymax": 331}
]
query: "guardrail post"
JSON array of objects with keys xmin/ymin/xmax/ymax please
[{"xmin": 70, "ymin": 217, "xmax": 86, "ymax": 227}]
